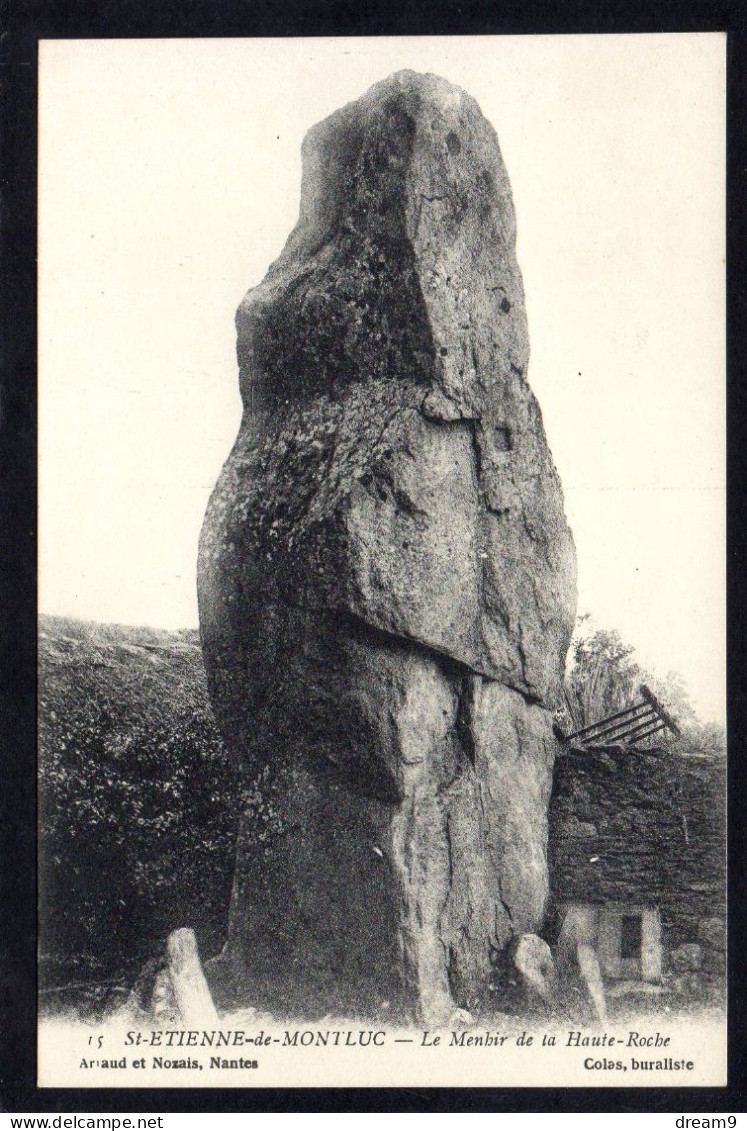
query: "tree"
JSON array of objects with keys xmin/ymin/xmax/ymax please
[{"xmin": 561, "ymin": 615, "xmax": 725, "ymax": 758}]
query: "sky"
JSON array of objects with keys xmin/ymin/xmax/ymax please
[{"xmin": 38, "ymin": 35, "xmax": 726, "ymax": 723}]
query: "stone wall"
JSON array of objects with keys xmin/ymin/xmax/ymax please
[
  {"xmin": 198, "ymin": 70, "xmax": 577, "ymax": 1023},
  {"xmin": 548, "ymin": 745, "xmax": 725, "ymax": 953}
]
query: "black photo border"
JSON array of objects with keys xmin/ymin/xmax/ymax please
[{"xmin": 2, "ymin": 0, "xmax": 745, "ymax": 1114}]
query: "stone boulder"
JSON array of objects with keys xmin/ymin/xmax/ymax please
[
  {"xmin": 511, "ymin": 933, "xmax": 557, "ymax": 1006},
  {"xmin": 697, "ymin": 916, "xmax": 726, "ymax": 979},
  {"xmin": 668, "ymin": 943, "xmax": 703, "ymax": 974},
  {"xmin": 576, "ymin": 943, "xmax": 607, "ymax": 1024},
  {"xmin": 198, "ymin": 70, "xmax": 577, "ymax": 1024}
]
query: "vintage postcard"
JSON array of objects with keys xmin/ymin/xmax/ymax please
[{"xmin": 37, "ymin": 34, "xmax": 726, "ymax": 1088}]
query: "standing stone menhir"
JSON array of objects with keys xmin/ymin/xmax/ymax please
[{"xmin": 198, "ymin": 70, "xmax": 577, "ymax": 1025}]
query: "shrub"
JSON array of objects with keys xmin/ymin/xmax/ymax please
[{"xmin": 38, "ymin": 616, "xmax": 240, "ymax": 986}]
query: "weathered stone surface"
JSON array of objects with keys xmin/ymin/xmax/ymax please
[
  {"xmin": 698, "ymin": 917, "xmax": 725, "ymax": 953},
  {"xmin": 512, "ymin": 934, "xmax": 557, "ymax": 1005},
  {"xmin": 669, "ymin": 972, "xmax": 706, "ymax": 1000},
  {"xmin": 198, "ymin": 70, "xmax": 576, "ymax": 1023},
  {"xmin": 548, "ymin": 747, "xmax": 726, "ymax": 953},
  {"xmin": 668, "ymin": 943, "xmax": 702, "ymax": 974},
  {"xmin": 576, "ymin": 943, "xmax": 607, "ymax": 1024},
  {"xmin": 165, "ymin": 928, "xmax": 219, "ymax": 1026}
]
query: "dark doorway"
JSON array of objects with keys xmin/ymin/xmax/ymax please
[{"xmin": 620, "ymin": 913, "xmax": 643, "ymax": 960}]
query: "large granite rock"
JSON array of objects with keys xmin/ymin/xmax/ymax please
[{"xmin": 198, "ymin": 70, "xmax": 577, "ymax": 1023}]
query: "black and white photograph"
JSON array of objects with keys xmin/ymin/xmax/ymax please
[{"xmin": 36, "ymin": 34, "xmax": 726, "ymax": 1089}]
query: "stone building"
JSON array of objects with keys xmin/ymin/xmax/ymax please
[{"xmin": 547, "ymin": 743, "xmax": 725, "ymax": 992}]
